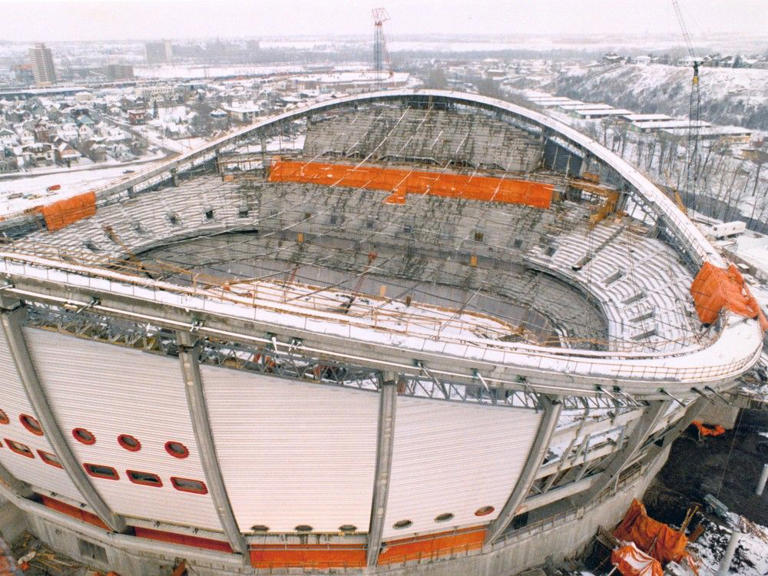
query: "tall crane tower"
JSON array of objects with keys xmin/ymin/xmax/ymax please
[
  {"xmin": 672, "ymin": 0, "xmax": 702, "ymax": 212},
  {"xmin": 372, "ymin": 8, "xmax": 391, "ymax": 87}
]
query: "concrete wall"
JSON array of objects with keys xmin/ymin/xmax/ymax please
[
  {"xmin": 0, "ymin": 498, "xmax": 26, "ymax": 544},
  {"xmin": 2, "ymin": 448, "xmax": 668, "ymax": 576}
]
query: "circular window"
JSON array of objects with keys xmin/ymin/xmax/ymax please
[
  {"xmin": 72, "ymin": 428, "xmax": 96, "ymax": 445},
  {"xmin": 393, "ymin": 519, "xmax": 413, "ymax": 530},
  {"xmin": 251, "ymin": 525, "xmax": 270, "ymax": 533},
  {"xmin": 0, "ymin": 409, "xmax": 8, "ymax": 425},
  {"xmin": 117, "ymin": 434, "xmax": 141, "ymax": 452},
  {"xmin": 474, "ymin": 506, "xmax": 495, "ymax": 517},
  {"xmin": 20, "ymin": 414, "xmax": 43, "ymax": 436},
  {"xmin": 435, "ymin": 513, "xmax": 455, "ymax": 523},
  {"xmin": 338, "ymin": 524, "xmax": 357, "ymax": 533},
  {"xmin": 294, "ymin": 525, "xmax": 313, "ymax": 533},
  {"xmin": 165, "ymin": 441, "xmax": 189, "ymax": 459}
]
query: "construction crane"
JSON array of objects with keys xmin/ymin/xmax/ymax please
[
  {"xmin": 672, "ymin": 0, "xmax": 702, "ymax": 213},
  {"xmin": 372, "ymin": 8, "xmax": 392, "ymax": 88}
]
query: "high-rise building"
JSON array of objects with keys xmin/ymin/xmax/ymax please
[
  {"xmin": 29, "ymin": 43, "xmax": 57, "ymax": 86},
  {"xmin": 104, "ymin": 63, "xmax": 135, "ymax": 81}
]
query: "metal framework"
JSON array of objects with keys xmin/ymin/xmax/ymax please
[
  {"xmin": 366, "ymin": 374, "xmax": 397, "ymax": 566},
  {"xmin": 485, "ymin": 395, "xmax": 563, "ymax": 544},
  {"xmin": 574, "ymin": 400, "xmax": 670, "ymax": 505},
  {"xmin": 176, "ymin": 331, "xmax": 249, "ymax": 561},
  {"xmin": 0, "ymin": 299, "xmax": 127, "ymax": 533}
]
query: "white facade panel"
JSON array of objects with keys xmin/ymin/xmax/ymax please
[
  {"xmin": 24, "ymin": 328, "xmax": 222, "ymax": 531},
  {"xmin": 0, "ymin": 327, "xmax": 84, "ymax": 504},
  {"xmin": 202, "ymin": 366, "xmax": 379, "ymax": 533},
  {"xmin": 383, "ymin": 398, "xmax": 541, "ymax": 539}
]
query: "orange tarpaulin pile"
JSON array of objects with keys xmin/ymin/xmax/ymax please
[
  {"xmin": 613, "ymin": 499, "xmax": 688, "ymax": 565},
  {"xmin": 611, "ymin": 543, "xmax": 663, "ymax": 576},
  {"xmin": 37, "ymin": 191, "xmax": 96, "ymax": 232},
  {"xmin": 690, "ymin": 262, "xmax": 768, "ymax": 330},
  {"xmin": 268, "ymin": 159, "xmax": 553, "ymax": 209},
  {"xmin": 691, "ymin": 420, "xmax": 726, "ymax": 437}
]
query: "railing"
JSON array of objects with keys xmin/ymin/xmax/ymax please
[{"xmin": 0, "ymin": 251, "xmax": 760, "ymax": 391}]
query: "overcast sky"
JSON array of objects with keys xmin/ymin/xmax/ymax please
[{"xmin": 3, "ymin": 0, "xmax": 767, "ymax": 42}]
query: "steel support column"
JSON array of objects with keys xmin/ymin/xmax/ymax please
[
  {"xmin": 485, "ymin": 395, "xmax": 562, "ymax": 544},
  {"xmin": 176, "ymin": 331, "xmax": 248, "ymax": 561},
  {"xmin": 366, "ymin": 373, "xmax": 398, "ymax": 567},
  {"xmin": 639, "ymin": 397, "xmax": 708, "ymax": 468},
  {"xmin": 0, "ymin": 303, "xmax": 127, "ymax": 533},
  {"xmin": 574, "ymin": 400, "xmax": 669, "ymax": 506}
]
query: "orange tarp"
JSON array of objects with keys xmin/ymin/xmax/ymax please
[
  {"xmin": 377, "ymin": 526, "xmax": 487, "ymax": 565},
  {"xmin": 611, "ymin": 543, "xmax": 663, "ymax": 576},
  {"xmin": 249, "ymin": 545, "xmax": 366, "ymax": 569},
  {"xmin": 690, "ymin": 262, "xmax": 768, "ymax": 330},
  {"xmin": 613, "ymin": 499, "xmax": 688, "ymax": 565},
  {"xmin": 269, "ymin": 159, "xmax": 553, "ymax": 209},
  {"xmin": 37, "ymin": 191, "xmax": 96, "ymax": 232},
  {"xmin": 692, "ymin": 420, "xmax": 726, "ymax": 437}
]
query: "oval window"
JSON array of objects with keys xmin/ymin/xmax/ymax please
[
  {"xmin": 251, "ymin": 525, "xmax": 270, "ymax": 533},
  {"xmin": 72, "ymin": 428, "xmax": 96, "ymax": 445},
  {"xmin": 127, "ymin": 470, "xmax": 162, "ymax": 487},
  {"xmin": 83, "ymin": 463, "xmax": 119, "ymax": 480},
  {"xmin": 20, "ymin": 414, "xmax": 43, "ymax": 436},
  {"xmin": 294, "ymin": 525, "xmax": 313, "ymax": 533},
  {"xmin": 170, "ymin": 476, "xmax": 207, "ymax": 494},
  {"xmin": 474, "ymin": 506, "xmax": 495, "ymax": 517},
  {"xmin": 118, "ymin": 434, "xmax": 141, "ymax": 452},
  {"xmin": 393, "ymin": 519, "xmax": 413, "ymax": 530},
  {"xmin": 165, "ymin": 441, "xmax": 189, "ymax": 459},
  {"xmin": 435, "ymin": 512, "xmax": 455, "ymax": 523},
  {"xmin": 38, "ymin": 450, "xmax": 63, "ymax": 468},
  {"xmin": 338, "ymin": 524, "xmax": 357, "ymax": 533},
  {"xmin": 0, "ymin": 409, "xmax": 9, "ymax": 425},
  {"xmin": 5, "ymin": 439, "xmax": 34, "ymax": 458}
]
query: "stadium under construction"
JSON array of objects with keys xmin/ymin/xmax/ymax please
[{"xmin": 0, "ymin": 89, "xmax": 763, "ymax": 575}]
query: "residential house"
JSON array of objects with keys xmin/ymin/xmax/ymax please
[
  {"xmin": 21, "ymin": 142, "xmax": 55, "ymax": 166},
  {"xmin": 0, "ymin": 128, "xmax": 18, "ymax": 147},
  {"xmin": 55, "ymin": 141, "xmax": 81, "ymax": 166}
]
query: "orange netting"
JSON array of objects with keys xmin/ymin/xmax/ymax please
[
  {"xmin": 613, "ymin": 499, "xmax": 688, "ymax": 565},
  {"xmin": 611, "ymin": 543, "xmax": 663, "ymax": 576},
  {"xmin": 268, "ymin": 159, "xmax": 553, "ymax": 209},
  {"xmin": 690, "ymin": 262, "xmax": 768, "ymax": 330},
  {"xmin": 37, "ymin": 191, "xmax": 96, "ymax": 232},
  {"xmin": 691, "ymin": 420, "xmax": 726, "ymax": 437}
]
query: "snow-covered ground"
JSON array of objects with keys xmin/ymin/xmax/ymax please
[{"xmin": 685, "ymin": 518, "xmax": 768, "ymax": 576}]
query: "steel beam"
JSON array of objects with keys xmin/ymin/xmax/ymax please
[
  {"xmin": 366, "ymin": 373, "xmax": 398, "ymax": 567},
  {"xmin": 485, "ymin": 395, "xmax": 562, "ymax": 544},
  {"xmin": 638, "ymin": 397, "xmax": 708, "ymax": 468},
  {"xmin": 574, "ymin": 400, "xmax": 669, "ymax": 506},
  {"xmin": 0, "ymin": 303, "xmax": 127, "ymax": 533},
  {"xmin": 2, "ymin": 276, "xmax": 755, "ymax": 400},
  {"xmin": 176, "ymin": 331, "xmax": 248, "ymax": 561}
]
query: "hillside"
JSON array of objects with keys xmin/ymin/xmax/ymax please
[{"xmin": 549, "ymin": 63, "xmax": 768, "ymax": 130}]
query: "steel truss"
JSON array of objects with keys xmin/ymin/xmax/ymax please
[{"xmin": 22, "ymin": 301, "xmax": 566, "ymax": 410}]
